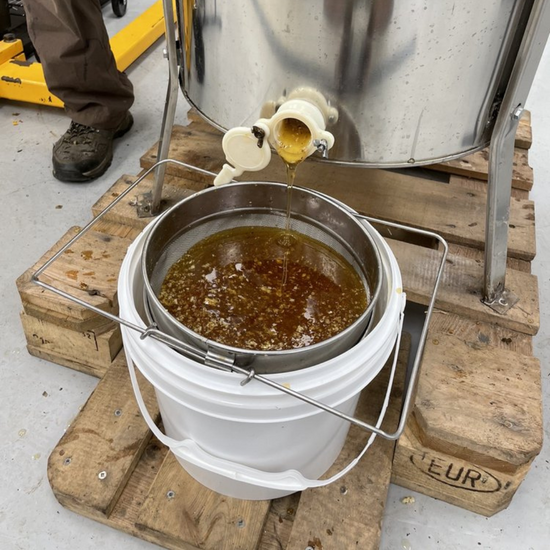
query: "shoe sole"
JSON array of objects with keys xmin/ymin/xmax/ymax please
[{"xmin": 53, "ymin": 114, "xmax": 134, "ymax": 183}]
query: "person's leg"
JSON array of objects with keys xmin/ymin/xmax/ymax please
[
  {"xmin": 22, "ymin": 0, "xmax": 135, "ymax": 181},
  {"xmin": 23, "ymin": 0, "xmax": 134, "ymax": 128}
]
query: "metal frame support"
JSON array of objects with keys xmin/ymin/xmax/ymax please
[
  {"xmin": 484, "ymin": 0, "xmax": 550, "ymax": 310},
  {"xmin": 149, "ymin": 0, "xmax": 181, "ymax": 216}
]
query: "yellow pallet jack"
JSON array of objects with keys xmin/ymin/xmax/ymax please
[{"xmin": 0, "ymin": 0, "xmax": 165, "ymax": 107}]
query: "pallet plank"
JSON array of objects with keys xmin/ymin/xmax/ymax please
[
  {"xmin": 135, "ymin": 453, "xmax": 271, "ymax": 550},
  {"xmin": 412, "ymin": 332, "xmax": 542, "ymax": 473},
  {"xmin": 140, "ymin": 123, "xmax": 535, "ymax": 261},
  {"xmin": 429, "ymin": 147, "xmax": 533, "ymax": 191},
  {"xmin": 389, "ymin": 239, "xmax": 540, "ymax": 335},
  {"xmin": 446, "ymin": 242, "xmax": 531, "ymax": 274},
  {"xmin": 48, "ymin": 353, "xmax": 159, "ymax": 520},
  {"xmin": 428, "ymin": 311, "xmax": 533, "ymax": 356},
  {"xmin": 284, "ymin": 335, "xmax": 410, "ymax": 550},
  {"xmin": 47, "ymin": 331, "xmax": 409, "ymax": 550}
]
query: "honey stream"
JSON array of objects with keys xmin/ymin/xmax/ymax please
[
  {"xmin": 274, "ymin": 118, "xmax": 312, "ymax": 284},
  {"xmin": 158, "ymin": 117, "xmax": 370, "ymax": 352}
]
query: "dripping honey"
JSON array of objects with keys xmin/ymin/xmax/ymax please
[
  {"xmin": 159, "ymin": 116, "xmax": 369, "ymax": 352},
  {"xmin": 273, "ymin": 117, "xmax": 310, "ymax": 245},
  {"xmin": 274, "ymin": 117, "xmax": 312, "ymax": 166}
]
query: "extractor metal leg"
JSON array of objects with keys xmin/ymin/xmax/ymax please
[
  {"xmin": 483, "ymin": 107, "xmax": 521, "ymax": 312},
  {"xmin": 138, "ymin": 0, "xmax": 180, "ymax": 217},
  {"xmin": 483, "ymin": 0, "xmax": 550, "ymax": 310}
]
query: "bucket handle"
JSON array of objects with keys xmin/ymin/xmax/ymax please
[
  {"xmin": 30, "ymin": 158, "xmax": 447, "ymax": 451},
  {"xmin": 125, "ymin": 308, "xmax": 404, "ymax": 493}
]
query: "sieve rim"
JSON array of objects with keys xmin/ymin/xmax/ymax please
[{"xmin": 141, "ymin": 181, "xmax": 383, "ymax": 368}]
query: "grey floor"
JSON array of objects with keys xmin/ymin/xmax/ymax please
[{"xmin": 1, "ymin": 4, "xmax": 549, "ymax": 550}]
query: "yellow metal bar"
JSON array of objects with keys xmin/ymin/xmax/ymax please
[
  {"xmin": 0, "ymin": 0, "xmax": 165, "ymax": 108},
  {"xmin": 0, "ymin": 38, "xmax": 24, "ymax": 65},
  {"xmin": 110, "ymin": 0, "xmax": 166, "ymax": 72},
  {"xmin": 0, "ymin": 57, "xmax": 63, "ymax": 106}
]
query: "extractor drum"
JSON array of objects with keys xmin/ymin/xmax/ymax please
[{"xmin": 177, "ymin": 0, "xmax": 533, "ymax": 166}]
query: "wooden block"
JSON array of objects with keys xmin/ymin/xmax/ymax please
[
  {"xmin": 91, "ymin": 173, "xmax": 198, "ymax": 230},
  {"xmin": 48, "ymin": 352, "xmax": 159, "ymax": 521},
  {"xmin": 135, "ymin": 453, "xmax": 271, "ymax": 550},
  {"xmin": 26, "ymin": 345, "xmax": 109, "ymax": 379},
  {"xmin": 17, "ymin": 227, "xmax": 134, "ymax": 327},
  {"xmin": 392, "ymin": 425, "xmax": 533, "ymax": 517},
  {"xmin": 140, "ymin": 123, "xmax": 536, "ymax": 262},
  {"xmin": 515, "ymin": 110, "xmax": 532, "ymax": 149},
  {"xmin": 388, "ymin": 239, "xmax": 540, "ymax": 335},
  {"xmin": 284, "ymin": 335, "xmax": 410, "ymax": 550},
  {"xmin": 413, "ymin": 332, "xmax": 542, "ymax": 473},
  {"xmin": 21, "ymin": 311, "xmax": 121, "ymax": 372},
  {"xmin": 430, "ymin": 147, "xmax": 533, "ymax": 191}
]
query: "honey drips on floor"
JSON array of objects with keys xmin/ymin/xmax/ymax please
[{"xmin": 159, "ymin": 226, "xmax": 368, "ymax": 351}]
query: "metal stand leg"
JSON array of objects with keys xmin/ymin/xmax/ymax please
[
  {"xmin": 138, "ymin": 0, "xmax": 180, "ymax": 217},
  {"xmin": 483, "ymin": 107, "xmax": 521, "ymax": 313},
  {"xmin": 483, "ymin": 0, "xmax": 550, "ymax": 310}
]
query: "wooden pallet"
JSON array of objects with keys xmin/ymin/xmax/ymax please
[
  {"xmin": 48, "ymin": 339, "xmax": 410, "ymax": 550},
  {"xmin": 16, "ymin": 110, "xmax": 542, "ymax": 548}
]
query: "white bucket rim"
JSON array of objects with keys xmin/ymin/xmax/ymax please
[{"xmin": 118, "ymin": 218, "xmax": 405, "ymax": 421}]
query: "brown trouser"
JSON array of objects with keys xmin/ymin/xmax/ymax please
[{"xmin": 22, "ymin": 0, "xmax": 134, "ymax": 129}]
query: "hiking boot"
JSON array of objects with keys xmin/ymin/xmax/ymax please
[{"xmin": 52, "ymin": 112, "xmax": 134, "ymax": 182}]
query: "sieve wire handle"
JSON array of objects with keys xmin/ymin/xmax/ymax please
[
  {"xmin": 124, "ymin": 308, "xmax": 405, "ymax": 493},
  {"xmin": 31, "ymin": 162, "xmax": 448, "ymax": 448},
  {"xmin": 32, "ymin": 159, "xmax": 220, "ymax": 284}
]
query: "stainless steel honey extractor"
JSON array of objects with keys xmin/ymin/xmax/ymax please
[{"xmin": 153, "ymin": 0, "xmax": 550, "ymax": 309}]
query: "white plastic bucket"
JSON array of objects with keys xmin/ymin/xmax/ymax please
[{"xmin": 118, "ymin": 216, "xmax": 405, "ymax": 500}]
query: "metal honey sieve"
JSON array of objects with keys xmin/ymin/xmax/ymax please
[{"xmin": 142, "ymin": 181, "xmax": 383, "ymax": 374}]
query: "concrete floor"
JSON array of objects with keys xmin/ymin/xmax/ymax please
[{"xmin": 1, "ymin": 4, "xmax": 549, "ymax": 549}]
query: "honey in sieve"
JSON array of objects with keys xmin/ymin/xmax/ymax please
[{"xmin": 159, "ymin": 226, "xmax": 368, "ymax": 351}]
